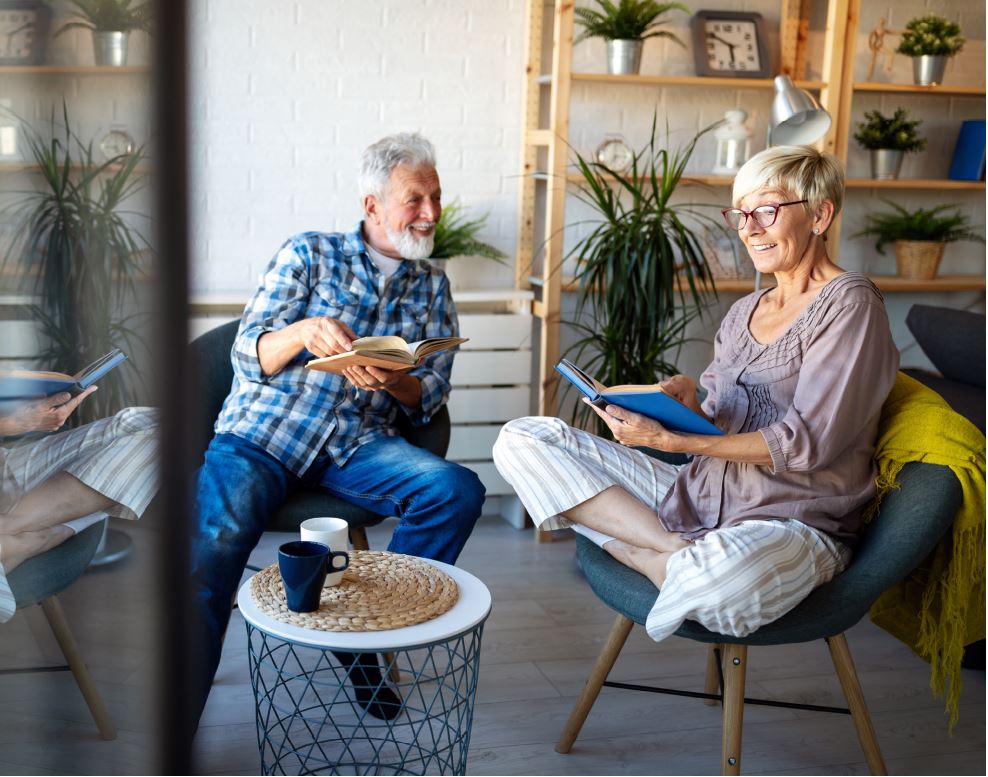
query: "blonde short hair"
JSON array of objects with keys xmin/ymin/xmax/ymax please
[{"xmin": 732, "ymin": 145, "xmax": 845, "ymax": 219}]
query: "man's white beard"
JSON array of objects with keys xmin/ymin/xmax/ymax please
[{"xmin": 385, "ymin": 223, "xmax": 436, "ymax": 260}]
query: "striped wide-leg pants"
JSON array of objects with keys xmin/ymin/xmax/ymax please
[{"xmin": 493, "ymin": 416, "xmax": 850, "ymax": 642}]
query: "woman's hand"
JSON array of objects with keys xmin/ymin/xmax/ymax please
[
  {"xmin": 657, "ymin": 374, "xmax": 705, "ymax": 416},
  {"xmin": 585, "ymin": 399, "xmax": 683, "ymax": 452},
  {"xmin": 0, "ymin": 387, "xmax": 97, "ymax": 437}
]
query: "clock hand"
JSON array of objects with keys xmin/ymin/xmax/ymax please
[{"xmin": 706, "ymin": 32, "xmax": 737, "ymax": 64}]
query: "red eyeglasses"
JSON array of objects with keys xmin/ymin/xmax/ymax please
[{"xmin": 721, "ymin": 200, "xmax": 808, "ymax": 230}]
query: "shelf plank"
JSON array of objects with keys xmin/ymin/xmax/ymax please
[
  {"xmin": 0, "ymin": 162, "xmax": 151, "ymax": 174},
  {"xmin": 531, "ymin": 273, "xmax": 986, "ymax": 296},
  {"xmin": 570, "ymin": 73, "xmax": 825, "ymax": 90},
  {"xmin": 0, "ymin": 65, "xmax": 150, "ymax": 74},
  {"xmin": 846, "ymin": 178, "xmax": 985, "ymax": 190},
  {"xmin": 853, "ymin": 81, "xmax": 985, "ymax": 96},
  {"xmin": 564, "ymin": 172, "xmax": 732, "ymax": 186}
]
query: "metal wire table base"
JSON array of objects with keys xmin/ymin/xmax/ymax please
[{"xmin": 246, "ymin": 623, "xmax": 485, "ymax": 775}]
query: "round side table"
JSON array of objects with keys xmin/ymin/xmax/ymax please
[{"xmin": 236, "ymin": 559, "xmax": 491, "ymax": 776}]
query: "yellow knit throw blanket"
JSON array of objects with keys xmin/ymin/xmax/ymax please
[{"xmin": 865, "ymin": 372, "xmax": 986, "ymax": 731}]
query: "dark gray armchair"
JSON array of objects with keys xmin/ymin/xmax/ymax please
[
  {"xmin": 557, "ymin": 453, "xmax": 962, "ymax": 775},
  {"xmin": 189, "ymin": 319, "xmax": 450, "ymax": 548}
]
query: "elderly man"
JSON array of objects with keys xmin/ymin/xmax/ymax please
[{"xmin": 191, "ymin": 133, "xmax": 485, "ymax": 725}]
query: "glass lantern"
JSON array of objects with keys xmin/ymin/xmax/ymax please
[{"xmin": 712, "ymin": 109, "xmax": 752, "ymax": 175}]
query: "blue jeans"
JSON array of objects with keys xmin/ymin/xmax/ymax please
[{"xmin": 190, "ymin": 432, "xmax": 485, "ymax": 724}]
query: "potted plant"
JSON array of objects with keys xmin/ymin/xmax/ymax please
[
  {"xmin": 896, "ymin": 13, "xmax": 965, "ymax": 86},
  {"xmin": 853, "ymin": 108, "xmax": 926, "ymax": 180},
  {"xmin": 574, "ymin": 0, "xmax": 689, "ymax": 76},
  {"xmin": 53, "ymin": 0, "xmax": 153, "ymax": 67},
  {"xmin": 429, "ymin": 201, "xmax": 508, "ymax": 290},
  {"xmin": 562, "ymin": 118, "xmax": 720, "ymax": 432},
  {"xmin": 2, "ymin": 105, "xmax": 152, "ymax": 424},
  {"xmin": 854, "ymin": 200, "xmax": 983, "ymax": 280}
]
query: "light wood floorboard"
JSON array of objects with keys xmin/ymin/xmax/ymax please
[{"xmin": 1, "ymin": 516, "xmax": 983, "ymax": 774}]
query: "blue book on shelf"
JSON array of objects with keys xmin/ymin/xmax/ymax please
[
  {"xmin": 555, "ymin": 358, "xmax": 724, "ymax": 436},
  {"xmin": 948, "ymin": 120, "xmax": 986, "ymax": 181}
]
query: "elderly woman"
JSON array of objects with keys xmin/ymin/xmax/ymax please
[
  {"xmin": 0, "ymin": 390, "xmax": 158, "ymax": 622},
  {"xmin": 493, "ymin": 145, "xmax": 899, "ymax": 641}
]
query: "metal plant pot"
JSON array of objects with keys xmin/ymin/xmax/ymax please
[
  {"xmin": 912, "ymin": 55, "xmax": 948, "ymax": 86},
  {"xmin": 606, "ymin": 39, "xmax": 643, "ymax": 75},
  {"xmin": 870, "ymin": 148, "xmax": 904, "ymax": 180},
  {"xmin": 894, "ymin": 240, "xmax": 946, "ymax": 280},
  {"xmin": 93, "ymin": 31, "xmax": 130, "ymax": 66}
]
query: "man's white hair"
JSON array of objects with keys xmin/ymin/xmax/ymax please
[{"xmin": 359, "ymin": 132, "xmax": 437, "ymax": 200}]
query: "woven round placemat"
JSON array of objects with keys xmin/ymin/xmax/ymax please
[{"xmin": 250, "ymin": 550, "xmax": 459, "ymax": 632}]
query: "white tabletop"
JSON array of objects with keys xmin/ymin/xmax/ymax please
[{"xmin": 236, "ymin": 558, "xmax": 492, "ymax": 651}]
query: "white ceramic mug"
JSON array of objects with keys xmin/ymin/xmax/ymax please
[{"xmin": 300, "ymin": 517, "xmax": 351, "ymax": 586}]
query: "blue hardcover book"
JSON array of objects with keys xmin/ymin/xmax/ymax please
[
  {"xmin": 0, "ymin": 348, "xmax": 127, "ymax": 402},
  {"xmin": 555, "ymin": 358, "xmax": 724, "ymax": 436},
  {"xmin": 948, "ymin": 120, "xmax": 986, "ymax": 181}
]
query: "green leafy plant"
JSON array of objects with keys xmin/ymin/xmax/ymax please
[
  {"xmin": 562, "ymin": 118, "xmax": 720, "ymax": 432},
  {"xmin": 854, "ymin": 201, "xmax": 984, "ymax": 254},
  {"xmin": 853, "ymin": 109, "xmax": 926, "ymax": 152},
  {"xmin": 896, "ymin": 14, "xmax": 964, "ymax": 57},
  {"xmin": 53, "ymin": 0, "xmax": 153, "ymax": 35},
  {"xmin": 574, "ymin": 0, "xmax": 689, "ymax": 43},
  {"xmin": 431, "ymin": 201, "xmax": 508, "ymax": 263},
  {"xmin": 1, "ymin": 105, "xmax": 152, "ymax": 424}
]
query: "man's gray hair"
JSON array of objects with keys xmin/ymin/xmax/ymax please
[{"xmin": 359, "ymin": 132, "xmax": 437, "ymax": 200}]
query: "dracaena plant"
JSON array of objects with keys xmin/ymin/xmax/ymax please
[
  {"xmin": 1, "ymin": 104, "xmax": 152, "ymax": 424},
  {"xmin": 561, "ymin": 117, "xmax": 721, "ymax": 432},
  {"xmin": 574, "ymin": 0, "xmax": 690, "ymax": 43},
  {"xmin": 53, "ymin": 0, "xmax": 154, "ymax": 35}
]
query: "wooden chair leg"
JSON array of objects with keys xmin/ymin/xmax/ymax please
[
  {"xmin": 40, "ymin": 596, "xmax": 117, "ymax": 741},
  {"xmin": 827, "ymin": 633, "xmax": 887, "ymax": 775},
  {"xmin": 720, "ymin": 643, "xmax": 746, "ymax": 776},
  {"xmin": 704, "ymin": 644, "xmax": 721, "ymax": 705},
  {"xmin": 555, "ymin": 613, "xmax": 634, "ymax": 754}
]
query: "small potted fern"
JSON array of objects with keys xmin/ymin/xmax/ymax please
[
  {"xmin": 53, "ymin": 0, "xmax": 153, "ymax": 66},
  {"xmin": 574, "ymin": 0, "xmax": 690, "ymax": 75},
  {"xmin": 853, "ymin": 108, "xmax": 926, "ymax": 180},
  {"xmin": 896, "ymin": 14, "xmax": 965, "ymax": 86},
  {"xmin": 854, "ymin": 201, "xmax": 983, "ymax": 280},
  {"xmin": 429, "ymin": 201, "xmax": 507, "ymax": 288}
]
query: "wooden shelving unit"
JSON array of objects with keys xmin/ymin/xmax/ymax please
[
  {"xmin": 0, "ymin": 65, "xmax": 149, "ymax": 75},
  {"xmin": 0, "ymin": 161, "xmax": 151, "ymax": 174},
  {"xmin": 570, "ymin": 72, "xmax": 827, "ymax": 90},
  {"xmin": 852, "ymin": 81, "xmax": 985, "ymax": 96}
]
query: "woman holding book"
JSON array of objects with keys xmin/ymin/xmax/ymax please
[
  {"xmin": 494, "ymin": 145, "xmax": 898, "ymax": 642},
  {"xmin": 0, "ymin": 393, "xmax": 158, "ymax": 622}
]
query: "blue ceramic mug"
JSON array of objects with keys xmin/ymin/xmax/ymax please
[{"xmin": 277, "ymin": 540, "xmax": 350, "ymax": 613}]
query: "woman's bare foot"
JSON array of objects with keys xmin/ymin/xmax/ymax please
[
  {"xmin": 0, "ymin": 526, "xmax": 74, "ymax": 574},
  {"xmin": 603, "ymin": 538, "xmax": 675, "ymax": 589}
]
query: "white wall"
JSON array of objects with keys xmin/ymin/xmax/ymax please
[{"xmin": 189, "ymin": 0, "xmax": 525, "ymax": 294}]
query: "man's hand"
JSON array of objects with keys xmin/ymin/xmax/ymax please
[
  {"xmin": 0, "ymin": 387, "xmax": 97, "ymax": 437},
  {"xmin": 294, "ymin": 316, "xmax": 358, "ymax": 358},
  {"xmin": 341, "ymin": 365, "xmax": 404, "ymax": 393},
  {"xmin": 585, "ymin": 398, "xmax": 683, "ymax": 452}
]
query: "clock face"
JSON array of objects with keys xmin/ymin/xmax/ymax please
[
  {"xmin": 100, "ymin": 129, "xmax": 135, "ymax": 160},
  {"xmin": 691, "ymin": 12, "xmax": 769, "ymax": 78},
  {"xmin": 0, "ymin": 2, "xmax": 50, "ymax": 65},
  {"xmin": 703, "ymin": 20, "xmax": 761, "ymax": 73},
  {"xmin": 595, "ymin": 136, "xmax": 633, "ymax": 172}
]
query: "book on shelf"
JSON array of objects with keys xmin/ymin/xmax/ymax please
[
  {"xmin": 949, "ymin": 120, "xmax": 986, "ymax": 181},
  {"xmin": 305, "ymin": 335, "xmax": 467, "ymax": 374},
  {"xmin": 0, "ymin": 349, "xmax": 127, "ymax": 402},
  {"xmin": 555, "ymin": 358, "xmax": 724, "ymax": 436}
]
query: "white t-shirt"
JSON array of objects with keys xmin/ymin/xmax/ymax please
[{"xmin": 365, "ymin": 243, "xmax": 403, "ymax": 278}]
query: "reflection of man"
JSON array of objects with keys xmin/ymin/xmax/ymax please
[
  {"xmin": 191, "ymin": 132, "xmax": 485, "ymax": 725},
  {"xmin": 0, "ymin": 392, "xmax": 159, "ymax": 622}
]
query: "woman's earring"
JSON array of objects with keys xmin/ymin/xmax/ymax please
[{"xmin": 813, "ymin": 228, "xmax": 820, "ymax": 234}]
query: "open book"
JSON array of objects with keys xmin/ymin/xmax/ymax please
[
  {"xmin": 556, "ymin": 358, "xmax": 724, "ymax": 436},
  {"xmin": 0, "ymin": 349, "xmax": 128, "ymax": 402},
  {"xmin": 305, "ymin": 335, "xmax": 468, "ymax": 374}
]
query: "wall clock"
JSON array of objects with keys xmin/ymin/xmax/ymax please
[
  {"xmin": 0, "ymin": 1, "xmax": 51, "ymax": 66},
  {"xmin": 691, "ymin": 11, "xmax": 770, "ymax": 78},
  {"xmin": 99, "ymin": 127, "xmax": 136, "ymax": 161}
]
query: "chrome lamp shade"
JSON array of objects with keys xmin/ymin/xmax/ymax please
[{"xmin": 769, "ymin": 75, "xmax": 832, "ymax": 146}]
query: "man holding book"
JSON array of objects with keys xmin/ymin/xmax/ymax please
[{"xmin": 190, "ymin": 132, "xmax": 485, "ymax": 726}]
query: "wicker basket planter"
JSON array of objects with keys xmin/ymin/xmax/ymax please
[{"xmin": 894, "ymin": 240, "xmax": 946, "ymax": 280}]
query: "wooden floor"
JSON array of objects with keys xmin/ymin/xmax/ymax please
[{"xmin": 0, "ymin": 515, "xmax": 984, "ymax": 775}]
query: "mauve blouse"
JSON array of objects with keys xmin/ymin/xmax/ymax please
[{"xmin": 658, "ymin": 272, "xmax": 899, "ymax": 549}]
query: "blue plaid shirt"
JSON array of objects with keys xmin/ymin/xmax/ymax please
[{"xmin": 214, "ymin": 224, "xmax": 458, "ymax": 475}]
